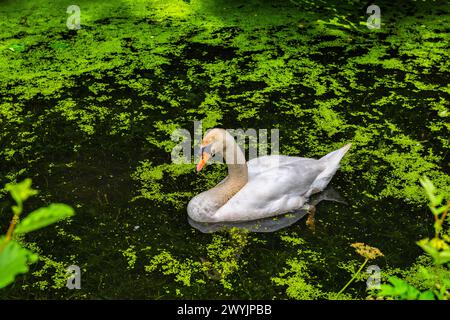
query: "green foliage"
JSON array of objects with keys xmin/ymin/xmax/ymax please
[
  {"xmin": 0, "ymin": 179, "xmax": 75, "ymax": 289},
  {"xmin": 379, "ymin": 277, "xmax": 435, "ymax": 300},
  {"xmin": 417, "ymin": 239, "xmax": 450, "ymax": 265},
  {"xmin": 5, "ymin": 179, "xmax": 38, "ymax": 215},
  {"xmin": 420, "ymin": 176, "xmax": 450, "ymax": 240},
  {"xmin": 15, "ymin": 204, "xmax": 74, "ymax": 235},
  {"xmin": 378, "ymin": 177, "xmax": 450, "ymax": 300},
  {"xmin": 0, "ymin": 239, "xmax": 38, "ymax": 289}
]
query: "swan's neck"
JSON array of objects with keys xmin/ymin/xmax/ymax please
[{"xmin": 210, "ymin": 135, "xmax": 248, "ymax": 205}]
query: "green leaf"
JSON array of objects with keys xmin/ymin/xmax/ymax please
[
  {"xmin": 434, "ymin": 250, "xmax": 450, "ymax": 265},
  {"xmin": 378, "ymin": 284, "xmax": 398, "ymax": 297},
  {"xmin": 434, "ymin": 194, "xmax": 445, "ymax": 207},
  {"xmin": 0, "ymin": 239, "xmax": 38, "ymax": 289},
  {"xmin": 417, "ymin": 239, "xmax": 450, "ymax": 265},
  {"xmin": 420, "ymin": 176, "xmax": 436, "ymax": 204},
  {"xmin": 434, "ymin": 205, "xmax": 448, "ymax": 215},
  {"xmin": 378, "ymin": 277, "xmax": 421, "ymax": 300},
  {"xmin": 5, "ymin": 179, "xmax": 38, "ymax": 210},
  {"xmin": 418, "ymin": 290, "xmax": 435, "ymax": 300},
  {"xmin": 14, "ymin": 204, "xmax": 75, "ymax": 234}
]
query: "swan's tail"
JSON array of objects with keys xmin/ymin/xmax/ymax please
[
  {"xmin": 307, "ymin": 143, "xmax": 352, "ymax": 196},
  {"xmin": 319, "ymin": 143, "xmax": 352, "ymax": 163}
]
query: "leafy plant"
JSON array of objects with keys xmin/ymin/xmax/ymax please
[
  {"xmin": 0, "ymin": 179, "xmax": 74, "ymax": 289},
  {"xmin": 378, "ymin": 177, "xmax": 450, "ymax": 300},
  {"xmin": 378, "ymin": 277, "xmax": 435, "ymax": 300}
]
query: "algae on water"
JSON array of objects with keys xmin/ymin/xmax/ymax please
[{"xmin": 0, "ymin": 0, "xmax": 449, "ymax": 299}]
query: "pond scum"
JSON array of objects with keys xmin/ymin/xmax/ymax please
[{"xmin": 0, "ymin": 0, "xmax": 449, "ymax": 299}]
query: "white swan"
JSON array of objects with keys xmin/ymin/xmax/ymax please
[{"xmin": 188, "ymin": 128, "xmax": 351, "ymax": 223}]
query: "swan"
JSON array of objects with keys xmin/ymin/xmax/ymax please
[{"xmin": 187, "ymin": 128, "xmax": 351, "ymax": 223}]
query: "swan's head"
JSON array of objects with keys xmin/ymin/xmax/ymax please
[{"xmin": 196, "ymin": 128, "xmax": 228, "ymax": 172}]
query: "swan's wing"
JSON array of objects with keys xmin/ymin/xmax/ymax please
[
  {"xmin": 247, "ymin": 155, "xmax": 313, "ymax": 179},
  {"xmin": 214, "ymin": 156, "xmax": 306, "ymax": 185},
  {"xmin": 211, "ymin": 157, "xmax": 326, "ymax": 221},
  {"xmin": 248, "ymin": 144, "xmax": 351, "ymax": 193}
]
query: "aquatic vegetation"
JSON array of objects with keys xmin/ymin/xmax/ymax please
[
  {"xmin": 0, "ymin": 0, "xmax": 449, "ymax": 299},
  {"xmin": 0, "ymin": 179, "xmax": 74, "ymax": 289},
  {"xmin": 272, "ymin": 257, "xmax": 325, "ymax": 300},
  {"xmin": 24, "ymin": 241, "xmax": 79, "ymax": 292},
  {"xmin": 145, "ymin": 250, "xmax": 204, "ymax": 287},
  {"xmin": 121, "ymin": 246, "xmax": 138, "ymax": 270},
  {"xmin": 144, "ymin": 228, "xmax": 249, "ymax": 292},
  {"xmin": 203, "ymin": 228, "xmax": 249, "ymax": 289},
  {"xmin": 271, "ymin": 236, "xmax": 327, "ymax": 300}
]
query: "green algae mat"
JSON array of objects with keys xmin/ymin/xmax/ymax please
[{"xmin": 0, "ymin": 0, "xmax": 449, "ymax": 299}]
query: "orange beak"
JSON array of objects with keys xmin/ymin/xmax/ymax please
[{"xmin": 196, "ymin": 152, "xmax": 210, "ymax": 172}]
